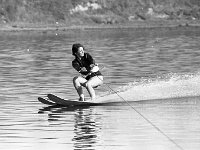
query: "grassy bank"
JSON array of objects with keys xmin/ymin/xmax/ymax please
[{"xmin": 0, "ymin": 0, "xmax": 200, "ymax": 31}]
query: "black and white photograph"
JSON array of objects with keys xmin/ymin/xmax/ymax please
[{"xmin": 0, "ymin": 0, "xmax": 200, "ymax": 150}]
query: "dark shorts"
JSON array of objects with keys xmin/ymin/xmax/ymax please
[{"xmin": 85, "ymin": 71, "xmax": 102, "ymax": 80}]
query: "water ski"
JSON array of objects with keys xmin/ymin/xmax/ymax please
[
  {"xmin": 38, "ymin": 97, "xmax": 56, "ymax": 105},
  {"xmin": 47, "ymin": 94, "xmax": 102, "ymax": 106}
]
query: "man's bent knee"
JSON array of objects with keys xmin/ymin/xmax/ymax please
[
  {"xmin": 73, "ymin": 76, "xmax": 78, "ymax": 84},
  {"xmin": 73, "ymin": 76, "xmax": 79, "ymax": 82}
]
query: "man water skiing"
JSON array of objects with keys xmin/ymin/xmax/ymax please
[{"xmin": 72, "ymin": 43, "xmax": 103, "ymax": 101}]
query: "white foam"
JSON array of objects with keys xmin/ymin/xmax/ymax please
[{"xmin": 98, "ymin": 72, "xmax": 200, "ymax": 102}]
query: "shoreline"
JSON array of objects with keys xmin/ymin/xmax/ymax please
[{"xmin": 0, "ymin": 20, "xmax": 200, "ymax": 32}]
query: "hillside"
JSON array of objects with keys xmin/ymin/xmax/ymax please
[{"xmin": 0, "ymin": 0, "xmax": 200, "ymax": 29}]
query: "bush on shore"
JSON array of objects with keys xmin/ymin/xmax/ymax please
[{"xmin": 0, "ymin": 0, "xmax": 200, "ymax": 26}]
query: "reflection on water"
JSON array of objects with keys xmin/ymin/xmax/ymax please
[
  {"xmin": 39, "ymin": 106, "xmax": 101, "ymax": 150},
  {"xmin": 0, "ymin": 27, "xmax": 200, "ymax": 150},
  {"xmin": 73, "ymin": 108, "xmax": 100, "ymax": 149}
]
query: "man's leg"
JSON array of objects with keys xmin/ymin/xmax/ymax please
[
  {"xmin": 85, "ymin": 76, "xmax": 103, "ymax": 100},
  {"xmin": 73, "ymin": 76, "xmax": 87, "ymax": 100}
]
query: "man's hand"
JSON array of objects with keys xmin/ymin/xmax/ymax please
[
  {"xmin": 90, "ymin": 65, "xmax": 99, "ymax": 73},
  {"xmin": 90, "ymin": 64, "xmax": 95, "ymax": 68},
  {"xmin": 80, "ymin": 67, "xmax": 87, "ymax": 72}
]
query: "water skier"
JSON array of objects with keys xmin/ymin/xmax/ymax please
[{"xmin": 72, "ymin": 43, "xmax": 103, "ymax": 101}]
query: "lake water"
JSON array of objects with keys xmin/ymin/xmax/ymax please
[{"xmin": 0, "ymin": 26, "xmax": 200, "ymax": 150}]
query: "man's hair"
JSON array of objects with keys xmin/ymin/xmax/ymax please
[{"xmin": 72, "ymin": 43, "xmax": 84, "ymax": 56}]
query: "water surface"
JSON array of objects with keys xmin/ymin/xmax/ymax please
[{"xmin": 0, "ymin": 27, "xmax": 200, "ymax": 150}]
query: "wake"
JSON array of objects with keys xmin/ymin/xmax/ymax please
[{"xmin": 99, "ymin": 72, "xmax": 200, "ymax": 102}]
